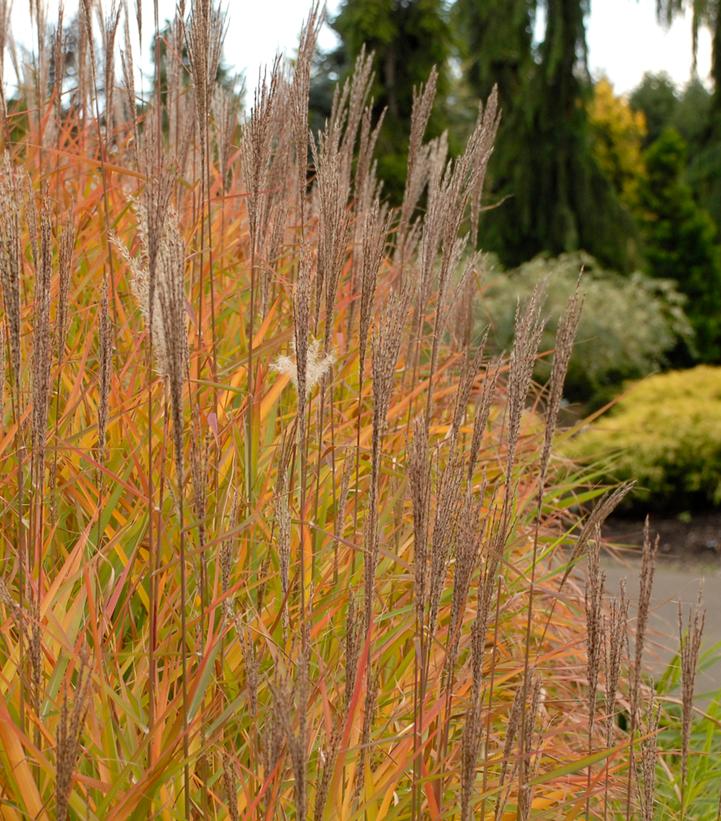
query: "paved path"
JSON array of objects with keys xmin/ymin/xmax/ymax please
[{"xmin": 602, "ymin": 556, "xmax": 721, "ymax": 696}]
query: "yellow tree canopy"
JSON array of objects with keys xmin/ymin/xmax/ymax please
[{"xmin": 589, "ymin": 76, "xmax": 647, "ymax": 208}]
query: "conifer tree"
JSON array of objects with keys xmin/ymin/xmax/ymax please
[
  {"xmin": 639, "ymin": 127, "xmax": 721, "ymax": 361},
  {"xmin": 477, "ymin": 0, "xmax": 634, "ymax": 269},
  {"xmin": 629, "ymin": 72, "xmax": 678, "ymax": 147},
  {"xmin": 453, "ymin": 0, "xmax": 534, "ymax": 104},
  {"xmin": 655, "ymin": 1, "xmax": 721, "ymax": 229}
]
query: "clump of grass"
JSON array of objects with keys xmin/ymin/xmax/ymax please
[{"xmin": 0, "ymin": 4, "xmax": 712, "ymax": 820}]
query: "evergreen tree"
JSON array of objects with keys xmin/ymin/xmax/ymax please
[
  {"xmin": 675, "ymin": 78, "xmax": 712, "ymax": 148},
  {"xmin": 453, "ymin": 0, "xmax": 534, "ymax": 104},
  {"xmin": 655, "ymin": 1, "xmax": 721, "ymax": 230},
  {"xmin": 451, "ymin": 0, "xmax": 536, "ymax": 250},
  {"xmin": 479, "ymin": 0, "xmax": 635, "ymax": 270},
  {"xmin": 656, "ymin": 1, "xmax": 720, "ymax": 108},
  {"xmin": 639, "ymin": 128, "xmax": 721, "ymax": 361},
  {"xmin": 326, "ymin": 0, "xmax": 452, "ymax": 200},
  {"xmin": 629, "ymin": 72, "xmax": 678, "ymax": 147}
]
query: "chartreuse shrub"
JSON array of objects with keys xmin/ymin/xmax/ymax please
[
  {"xmin": 477, "ymin": 252, "xmax": 691, "ymax": 404},
  {"xmin": 568, "ymin": 366, "xmax": 721, "ymax": 508}
]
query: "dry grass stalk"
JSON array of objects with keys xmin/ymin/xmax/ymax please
[
  {"xmin": 338, "ymin": 48, "xmax": 375, "ymax": 195},
  {"xmin": 222, "ymin": 750, "xmax": 239, "ymax": 821},
  {"xmin": 154, "ymin": 215, "xmax": 189, "ymax": 472},
  {"xmin": 399, "ymin": 67, "xmax": 438, "ymax": 240},
  {"xmin": 517, "ymin": 677, "xmax": 543, "ymax": 821},
  {"xmin": 189, "ymin": 425, "xmax": 209, "ymax": 794},
  {"xmin": 153, "ymin": 215, "xmax": 191, "ymax": 814},
  {"xmin": 540, "ymin": 281, "xmax": 584, "ymax": 479},
  {"xmin": 0, "ymin": 151, "xmax": 26, "ymax": 721},
  {"xmin": 312, "ymin": 49, "xmax": 374, "ymax": 341},
  {"xmin": 32, "ymin": 201, "xmax": 53, "ymax": 468},
  {"xmin": 351, "ymin": 177, "xmax": 388, "ymax": 553},
  {"xmin": 504, "ymin": 283, "xmax": 547, "ymax": 506},
  {"xmin": 240, "ymin": 55, "xmax": 282, "ymax": 320},
  {"xmin": 355, "ymin": 288, "xmax": 409, "ymax": 803},
  {"xmin": 220, "ymin": 491, "xmax": 239, "ymax": 617},
  {"xmin": 518, "ymin": 284, "xmax": 583, "ymax": 808},
  {"xmin": 625, "ymin": 516, "xmax": 658, "ymax": 816},
  {"xmin": 354, "ymin": 105, "xmax": 385, "ymax": 214},
  {"xmin": 584, "ymin": 526, "xmax": 605, "ymax": 814},
  {"xmin": 0, "ymin": 0, "xmax": 9, "ymax": 123},
  {"xmin": 366, "ymin": 288, "xmax": 409, "ymax": 624},
  {"xmin": 274, "ymin": 625, "xmax": 311, "ymax": 821},
  {"xmin": 45, "ymin": 214, "xmax": 73, "ymax": 527},
  {"xmin": 469, "ymin": 359, "xmax": 500, "ymax": 480},
  {"xmin": 460, "ymin": 560, "xmax": 497, "ymax": 821},
  {"xmin": 633, "ymin": 518, "xmax": 658, "ymax": 713},
  {"xmin": 0, "ymin": 154, "xmax": 23, "ymax": 402},
  {"xmin": 28, "ymin": 196, "xmax": 52, "ymax": 726},
  {"xmin": 275, "ymin": 439, "xmax": 293, "ymax": 634},
  {"xmin": 415, "ymin": 441, "xmax": 465, "ymax": 814},
  {"xmin": 637, "ymin": 697, "xmax": 660, "ymax": 821},
  {"xmin": 426, "ymin": 448, "xmax": 465, "ymax": 652},
  {"xmin": 29, "ymin": 0, "xmax": 49, "ymax": 138},
  {"xmin": 499, "ymin": 289, "xmax": 548, "ymax": 796},
  {"xmin": 229, "ymin": 609, "xmax": 259, "ymax": 722},
  {"xmin": 310, "ymin": 119, "xmax": 351, "ymax": 341},
  {"xmin": 163, "ymin": 14, "xmax": 189, "ymax": 162},
  {"xmin": 119, "ymin": 15, "xmax": 138, "ymax": 154},
  {"xmin": 314, "ymin": 720, "xmax": 343, "ymax": 821},
  {"xmin": 191, "ymin": 434, "xmax": 209, "ymax": 555},
  {"xmin": 554, "ymin": 483, "xmax": 634, "ymax": 600},
  {"xmin": 185, "ymin": 0, "xmax": 225, "ymax": 157},
  {"xmin": 49, "ymin": 5, "xmax": 64, "ymax": 137},
  {"xmin": 0, "ymin": 322, "xmax": 4, "ymax": 422},
  {"xmin": 100, "ymin": 3, "xmax": 121, "ymax": 141},
  {"xmin": 137, "ymin": 135, "xmax": 179, "ymax": 284},
  {"xmin": 330, "ymin": 451, "xmax": 354, "ymax": 580},
  {"xmin": 55, "ymin": 650, "xmax": 92, "ymax": 821},
  {"xmin": 409, "ymin": 415, "xmax": 432, "ymax": 815},
  {"xmin": 345, "ymin": 592, "xmax": 362, "ymax": 710},
  {"xmin": 97, "ymin": 270, "xmax": 112, "ymax": 467},
  {"xmin": 55, "ymin": 220, "xmax": 74, "ymax": 363},
  {"xmin": 212, "ymin": 87, "xmax": 240, "ymax": 192},
  {"xmin": 450, "ymin": 334, "xmax": 487, "ymax": 446},
  {"xmin": 493, "ymin": 681, "xmax": 526, "ymax": 821},
  {"xmin": 469, "ymin": 87, "xmax": 500, "ymax": 238},
  {"xmin": 357, "ymin": 185, "xmax": 389, "ymax": 380},
  {"xmin": 290, "ymin": 4, "xmax": 321, "ymax": 232},
  {"xmin": 603, "ymin": 580, "xmax": 628, "ymax": 817},
  {"xmin": 409, "ymin": 417, "xmax": 431, "ymax": 637},
  {"xmin": 352, "ymin": 659, "xmax": 381, "ymax": 809},
  {"xmin": 445, "ymin": 489, "xmax": 486, "ymax": 689},
  {"xmin": 678, "ymin": 587, "xmax": 705, "ymax": 818}
]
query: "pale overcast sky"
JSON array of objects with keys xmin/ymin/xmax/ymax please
[{"xmin": 9, "ymin": 0, "xmax": 714, "ymax": 97}]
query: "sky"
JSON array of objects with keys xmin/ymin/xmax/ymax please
[{"xmin": 8, "ymin": 0, "xmax": 714, "ymax": 98}]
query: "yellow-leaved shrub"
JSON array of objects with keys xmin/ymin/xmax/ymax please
[{"xmin": 568, "ymin": 366, "xmax": 721, "ymax": 508}]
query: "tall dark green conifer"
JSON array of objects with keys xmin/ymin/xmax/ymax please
[
  {"xmin": 656, "ymin": 1, "xmax": 721, "ymax": 230},
  {"xmin": 639, "ymin": 127, "xmax": 721, "ymax": 361},
  {"xmin": 476, "ymin": 0, "xmax": 634, "ymax": 269},
  {"xmin": 629, "ymin": 72, "xmax": 679, "ymax": 147},
  {"xmin": 454, "ymin": 0, "xmax": 534, "ymax": 104},
  {"xmin": 326, "ymin": 0, "xmax": 451, "ymax": 200}
]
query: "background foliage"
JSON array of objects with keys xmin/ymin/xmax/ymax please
[
  {"xmin": 476, "ymin": 252, "xmax": 692, "ymax": 403},
  {"xmin": 568, "ymin": 366, "xmax": 721, "ymax": 508}
]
